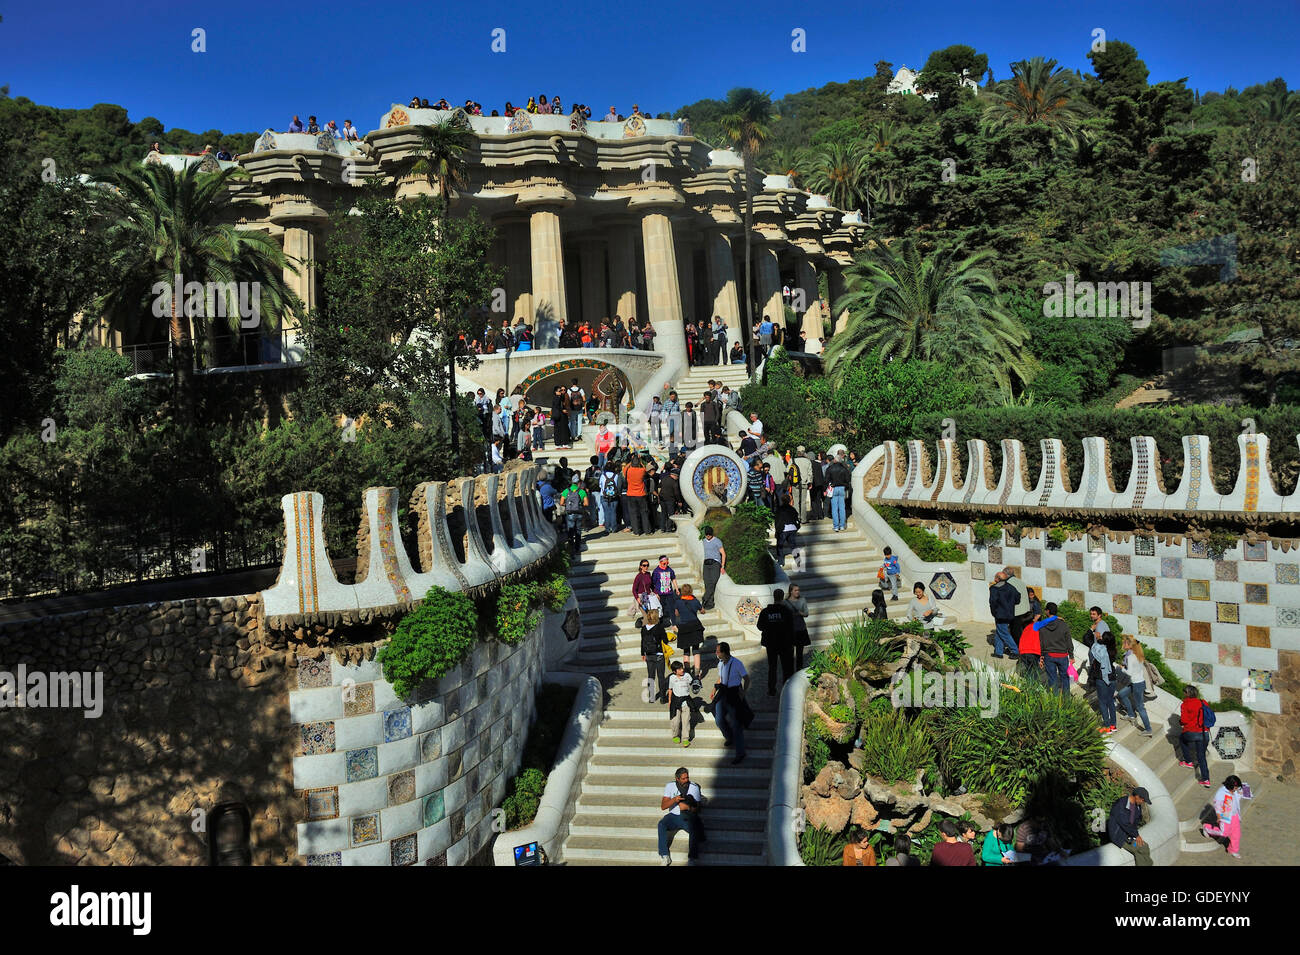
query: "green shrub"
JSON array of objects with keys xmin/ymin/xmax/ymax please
[
  {"xmin": 856, "ymin": 707, "xmax": 936, "ymax": 783},
  {"xmin": 539, "ymin": 572, "xmax": 571, "ymax": 612},
  {"xmin": 825, "ymin": 617, "xmax": 899, "ymax": 675},
  {"xmin": 805, "ymin": 648, "xmax": 835, "ymax": 684},
  {"xmin": 971, "ymin": 519, "xmax": 1003, "ymax": 548},
  {"xmin": 497, "ymin": 581, "xmax": 543, "ymax": 645},
  {"xmin": 928, "ymin": 676, "xmax": 1107, "ymax": 806},
  {"xmin": 501, "ymin": 768, "xmax": 547, "ymax": 829},
  {"xmin": 716, "ymin": 502, "xmax": 775, "ymax": 585},
  {"xmin": 827, "ymin": 702, "xmax": 855, "ymax": 724},
  {"xmin": 499, "ymin": 684, "xmax": 577, "ymax": 829},
  {"xmin": 804, "ymin": 715, "xmax": 832, "ymax": 782},
  {"xmin": 377, "ymin": 586, "xmax": 478, "ymax": 698},
  {"xmin": 872, "ymin": 504, "xmax": 967, "ymax": 563},
  {"xmin": 799, "ymin": 825, "xmax": 849, "ymax": 866},
  {"xmin": 895, "ymin": 618, "xmax": 971, "ymax": 664}
]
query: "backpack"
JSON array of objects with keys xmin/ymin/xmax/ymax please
[
  {"xmin": 788, "ymin": 462, "xmax": 801, "ymax": 487},
  {"xmin": 564, "ymin": 488, "xmax": 585, "ymax": 514},
  {"xmin": 584, "ymin": 467, "xmax": 600, "ymax": 494},
  {"xmin": 1201, "ymin": 701, "xmax": 1217, "ymax": 729},
  {"xmin": 602, "ymin": 473, "xmax": 620, "ymax": 500},
  {"xmin": 568, "ymin": 390, "xmax": 584, "ymax": 411}
]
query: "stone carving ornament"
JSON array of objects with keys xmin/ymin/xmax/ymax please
[{"xmin": 623, "ymin": 114, "xmax": 646, "ymax": 138}]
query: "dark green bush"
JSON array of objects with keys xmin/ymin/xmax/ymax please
[
  {"xmin": 872, "ymin": 504, "xmax": 967, "ymax": 563},
  {"xmin": 377, "ymin": 586, "xmax": 478, "ymax": 698},
  {"xmin": 799, "ymin": 825, "xmax": 849, "ymax": 866},
  {"xmin": 716, "ymin": 501, "xmax": 775, "ymax": 585},
  {"xmin": 497, "ymin": 581, "xmax": 543, "ymax": 645},
  {"xmin": 501, "ymin": 768, "xmax": 547, "ymax": 829},
  {"xmin": 856, "ymin": 707, "xmax": 936, "ymax": 783}
]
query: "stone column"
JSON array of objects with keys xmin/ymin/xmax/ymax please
[
  {"xmin": 608, "ymin": 225, "xmax": 638, "ymax": 322},
  {"xmin": 756, "ymin": 243, "xmax": 785, "ymax": 328},
  {"xmin": 505, "ymin": 222, "xmax": 533, "ymax": 326},
  {"xmin": 282, "ymin": 225, "xmax": 316, "ymax": 363},
  {"xmin": 640, "ymin": 209, "xmax": 687, "ymax": 389},
  {"xmin": 579, "ymin": 240, "xmax": 607, "ymax": 326},
  {"xmin": 827, "ymin": 265, "xmax": 851, "ymax": 335},
  {"xmin": 675, "ymin": 238, "xmax": 697, "ymax": 324},
  {"xmin": 529, "ymin": 207, "xmax": 567, "ymax": 347},
  {"xmin": 796, "ymin": 254, "xmax": 819, "ymax": 315},
  {"xmin": 705, "ymin": 230, "xmax": 742, "ymax": 337}
]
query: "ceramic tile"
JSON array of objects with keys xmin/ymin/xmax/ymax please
[
  {"xmin": 420, "ymin": 728, "xmax": 442, "ymax": 762},
  {"xmin": 988, "ymin": 545, "xmax": 1003, "ymax": 564},
  {"xmin": 350, "ymin": 813, "xmax": 381, "ymax": 847},
  {"xmin": 1215, "ymin": 560, "xmax": 1238, "ymax": 582},
  {"xmin": 1188, "ymin": 539, "xmax": 1209, "ymax": 559},
  {"xmin": 1243, "ymin": 541, "xmax": 1268, "ymax": 561},
  {"xmin": 384, "ymin": 706, "xmax": 413, "ymax": 743},
  {"xmin": 1025, "ymin": 549, "xmax": 1041, "ymax": 569},
  {"xmin": 344, "ymin": 683, "xmax": 375, "ymax": 717},
  {"xmin": 297, "ymin": 656, "xmax": 332, "ymax": 689},
  {"xmin": 1277, "ymin": 607, "xmax": 1300, "ymax": 628},
  {"xmin": 1215, "ymin": 602, "xmax": 1239, "ymax": 624},
  {"xmin": 1219, "ymin": 686, "xmax": 1242, "ymax": 706},
  {"xmin": 388, "ymin": 770, "xmax": 416, "ymax": 806},
  {"xmin": 971, "ymin": 562, "xmax": 985, "ymax": 580},
  {"xmin": 300, "ymin": 721, "xmax": 336, "ymax": 755},
  {"xmin": 1246, "ymin": 626, "xmax": 1271, "ymax": 648},
  {"xmin": 1113, "ymin": 594, "xmax": 1132, "ymax": 614},
  {"xmin": 1276, "ymin": 564, "xmax": 1299, "ymax": 585},
  {"xmin": 1046, "ymin": 569, "xmax": 1062, "ymax": 588},
  {"xmin": 391, "ymin": 833, "xmax": 418, "ymax": 866},
  {"xmin": 1189, "ymin": 621, "xmax": 1211, "ymax": 642},
  {"xmin": 1244, "ymin": 583, "xmax": 1268, "ymax": 605},
  {"xmin": 423, "ymin": 792, "xmax": 446, "ymax": 827},
  {"xmin": 1134, "ymin": 535, "xmax": 1155, "ymax": 557},
  {"xmin": 1161, "ymin": 558, "xmax": 1183, "ymax": 579},
  {"xmin": 1111, "ymin": 554, "xmax": 1131, "ymax": 575},
  {"xmin": 1067, "ymin": 552, "xmax": 1084, "ymax": 572},
  {"xmin": 1163, "ymin": 638, "xmax": 1185, "ymax": 660},
  {"xmin": 1068, "ymin": 589, "xmax": 1085, "ymax": 607},
  {"xmin": 304, "ymin": 787, "xmax": 339, "ymax": 821},
  {"xmin": 1218, "ymin": 644, "xmax": 1242, "ymax": 666},
  {"xmin": 1088, "ymin": 534, "xmax": 1105, "ymax": 553},
  {"xmin": 307, "ymin": 851, "xmax": 342, "ymax": 866},
  {"xmin": 1190, "ymin": 662, "xmax": 1213, "ymax": 683},
  {"xmin": 1187, "ymin": 579, "xmax": 1210, "ymax": 601},
  {"xmin": 1163, "ymin": 598, "xmax": 1184, "ymax": 619},
  {"xmin": 1249, "ymin": 669, "xmax": 1273, "ymax": 691},
  {"xmin": 1138, "ymin": 616, "xmax": 1158, "ymax": 637},
  {"xmin": 1089, "ymin": 572, "xmax": 1107, "ymax": 593},
  {"xmin": 1136, "ymin": 576, "xmax": 1156, "ymax": 597},
  {"xmin": 346, "ymin": 746, "xmax": 379, "ymax": 783}
]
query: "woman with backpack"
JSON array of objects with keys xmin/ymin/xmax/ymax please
[
  {"xmin": 1179, "ymin": 685, "xmax": 1213, "ymax": 787},
  {"xmin": 640, "ymin": 608, "xmax": 668, "ymax": 703}
]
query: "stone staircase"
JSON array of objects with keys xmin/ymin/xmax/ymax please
[{"xmin": 675, "ymin": 361, "xmax": 752, "ymax": 406}]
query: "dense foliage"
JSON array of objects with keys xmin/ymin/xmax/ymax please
[
  {"xmin": 713, "ymin": 500, "xmax": 775, "ymax": 585},
  {"xmin": 377, "ymin": 587, "xmax": 479, "ymax": 699},
  {"xmin": 872, "ymin": 504, "xmax": 968, "ymax": 563}
]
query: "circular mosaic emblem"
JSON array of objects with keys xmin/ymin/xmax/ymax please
[
  {"xmin": 930, "ymin": 571, "xmax": 957, "ymax": 601},
  {"xmin": 692, "ymin": 454, "xmax": 744, "ymax": 507},
  {"xmin": 735, "ymin": 597, "xmax": 762, "ymax": 626},
  {"xmin": 1212, "ymin": 725, "xmax": 1247, "ymax": 761}
]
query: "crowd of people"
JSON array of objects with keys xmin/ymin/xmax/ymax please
[
  {"xmin": 284, "ymin": 115, "xmax": 362, "ymax": 140},
  {"xmin": 403, "ymin": 95, "xmax": 654, "ymax": 123}
]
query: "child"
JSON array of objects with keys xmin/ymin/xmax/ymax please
[
  {"xmin": 532, "ymin": 411, "xmax": 547, "ymax": 451},
  {"xmin": 1202, "ymin": 774, "xmax": 1247, "ymax": 858},
  {"xmin": 880, "ymin": 547, "xmax": 901, "ymax": 600},
  {"xmin": 667, "ymin": 660, "xmax": 694, "ymax": 746}
]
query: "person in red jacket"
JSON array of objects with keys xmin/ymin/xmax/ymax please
[
  {"xmin": 1017, "ymin": 619, "xmax": 1043, "ymax": 682},
  {"xmin": 930, "ymin": 819, "xmax": 977, "ymax": 866},
  {"xmin": 1179, "ymin": 685, "xmax": 1211, "ymax": 786}
]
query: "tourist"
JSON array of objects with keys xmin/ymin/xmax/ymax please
[
  {"xmin": 880, "ymin": 547, "xmax": 901, "ymax": 600},
  {"xmin": 981, "ymin": 824, "xmax": 1022, "ymax": 866},
  {"xmin": 773, "ymin": 491, "xmax": 800, "ymax": 563},
  {"xmin": 699, "ymin": 390, "xmax": 721, "ymax": 445},
  {"xmin": 738, "ymin": 427, "xmax": 758, "ymax": 460},
  {"xmin": 550, "ymin": 385, "xmax": 569, "ymax": 449},
  {"xmin": 532, "ymin": 409, "xmax": 548, "ymax": 451},
  {"xmin": 758, "ymin": 589, "xmax": 796, "ymax": 695},
  {"xmin": 685, "ymin": 321, "xmax": 699, "ymax": 366},
  {"xmin": 306, "ymin": 116, "xmax": 320, "ymax": 134},
  {"xmin": 537, "ymin": 472, "xmax": 557, "ymax": 522},
  {"xmin": 663, "ymin": 390, "xmax": 680, "ymax": 449},
  {"xmin": 908, "ymin": 582, "xmax": 945, "ymax": 630},
  {"xmin": 1179, "ymin": 685, "xmax": 1212, "ymax": 787},
  {"xmin": 598, "ymin": 461, "xmax": 621, "ymax": 533},
  {"xmin": 623, "ymin": 455, "xmax": 651, "ymax": 535},
  {"xmin": 1202, "ymin": 775, "xmax": 1247, "ymax": 858},
  {"xmin": 324, "ymin": 119, "xmax": 341, "ymax": 138},
  {"xmin": 667, "ymin": 661, "xmax": 695, "ymax": 746},
  {"xmin": 1035, "ymin": 603, "xmax": 1073, "ymax": 696},
  {"xmin": 730, "ymin": 341, "xmax": 746, "ymax": 364},
  {"xmin": 1087, "ymin": 625, "xmax": 1116, "ymax": 733},
  {"xmin": 552, "ymin": 456, "xmax": 572, "ymax": 498},
  {"xmin": 700, "ymin": 525, "xmax": 725, "ymax": 612},
  {"xmin": 504, "ymin": 100, "xmax": 516, "ymax": 116},
  {"xmin": 582, "ymin": 455, "xmax": 602, "ymax": 526},
  {"xmin": 641, "ymin": 608, "xmax": 669, "ymax": 702},
  {"xmin": 785, "ymin": 584, "xmax": 811, "ymax": 671},
  {"xmin": 559, "ymin": 476, "xmax": 588, "ymax": 556},
  {"xmin": 594, "ymin": 422, "xmax": 615, "ymax": 469},
  {"xmin": 516, "ymin": 407, "xmax": 533, "ymax": 459},
  {"xmin": 1107, "ymin": 787, "xmax": 1152, "ymax": 866},
  {"xmin": 288, "ymin": 115, "xmax": 304, "ymax": 133},
  {"xmin": 711, "ymin": 316, "xmax": 728, "ymax": 366},
  {"xmin": 658, "ymin": 464, "xmax": 681, "ymax": 533},
  {"xmin": 1117, "ymin": 635, "xmax": 1153, "ymax": 736},
  {"xmin": 745, "ymin": 412, "xmax": 764, "ymax": 443},
  {"xmin": 658, "ymin": 767, "xmax": 703, "ymax": 865},
  {"xmin": 867, "ymin": 588, "xmax": 889, "ymax": 621},
  {"xmin": 758, "ymin": 315, "xmax": 775, "ymax": 357},
  {"xmin": 489, "ymin": 437, "xmax": 504, "ymax": 473},
  {"xmin": 989, "ymin": 571, "xmax": 1021, "ymax": 659},
  {"xmin": 721, "ymin": 385, "xmax": 740, "ymax": 414},
  {"xmin": 651, "ymin": 555, "xmax": 680, "ymax": 626},
  {"xmin": 807, "ymin": 451, "xmax": 827, "ymax": 521},
  {"xmin": 1026, "ymin": 585, "xmax": 1043, "ymax": 620},
  {"xmin": 1017, "ymin": 615, "xmax": 1043, "ymax": 681},
  {"xmin": 826, "ymin": 451, "xmax": 852, "ymax": 532},
  {"xmin": 537, "ymin": 95, "xmax": 552, "ymax": 114},
  {"xmin": 710, "ymin": 642, "xmax": 749, "ymax": 763},
  {"xmin": 566, "ymin": 378, "xmax": 585, "ymax": 444},
  {"xmin": 676, "ymin": 584, "xmax": 705, "ymax": 680},
  {"xmin": 526, "ymin": 97, "xmax": 538, "ymax": 113},
  {"xmin": 679, "ymin": 402, "xmax": 699, "ymax": 451},
  {"xmin": 885, "ymin": 833, "xmax": 919, "ymax": 867},
  {"xmin": 842, "ymin": 828, "xmax": 877, "ymax": 867},
  {"xmin": 930, "ymin": 819, "xmax": 977, "ymax": 866},
  {"xmin": 746, "ymin": 459, "xmax": 765, "ymax": 505},
  {"xmin": 605, "ymin": 105, "xmax": 619, "ymax": 122}
]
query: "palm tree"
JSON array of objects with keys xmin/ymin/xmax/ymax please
[
  {"xmin": 720, "ymin": 88, "xmax": 772, "ymax": 372},
  {"xmin": 1251, "ymin": 85, "xmax": 1300, "ymax": 126},
  {"xmin": 984, "ymin": 56, "xmax": 1092, "ymax": 149},
  {"xmin": 825, "ymin": 238, "xmax": 1031, "ymax": 398},
  {"xmin": 97, "ymin": 161, "xmax": 298, "ymax": 415},
  {"xmin": 768, "ymin": 144, "xmax": 805, "ymax": 188},
  {"xmin": 865, "ymin": 120, "xmax": 897, "ymax": 152},
  {"xmin": 410, "ymin": 114, "xmax": 475, "ymax": 452},
  {"xmin": 802, "ymin": 142, "xmax": 871, "ymax": 214},
  {"xmin": 410, "ymin": 114, "xmax": 474, "ymax": 202}
]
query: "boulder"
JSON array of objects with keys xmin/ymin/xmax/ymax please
[
  {"xmin": 809, "ymin": 761, "xmax": 845, "ymax": 798},
  {"xmin": 908, "ymin": 808, "xmax": 932, "ymax": 833},
  {"xmin": 813, "ymin": 673, "xmax": 841, "ymax": 706},
  {"xmin": 835, "ymin": 768, "xmax": 863, "ymax": 801},
  {"xmin": 802, "ymin": 791, "xmax": 852, "ymax": 834},
  {"xmin": 849, "ymin": 795, "xmax": 878, "ymax": 827}
]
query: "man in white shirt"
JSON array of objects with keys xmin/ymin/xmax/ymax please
[
  {"xmin": 747, "ymin": 413, "xmax": 764, "ymax": 442},
  {"xmin": 711, "ymin": 642, "xmax": 749, "ymax": 763},
  {"xmin": 604, "ymin": 106, "xmax": 619, "ymax": 123},
  {"xmin": 658, "ymin": 767, "xmax": 703, "ymax": 864},
  {"xmin": 343, "ymin": 120, "xmax": 360, "ymax": 141}
]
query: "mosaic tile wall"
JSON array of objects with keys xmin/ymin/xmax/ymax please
[
  {"xmin": 958, "ymin": 529, "xmax": 1299, "ymax": 716},
  {"xmin": 289, "ymin": 633, "xmax": 544, "ymax": 866}
]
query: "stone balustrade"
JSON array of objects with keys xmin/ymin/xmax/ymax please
[
  {"xmin": 866, "ymin": 433, "xmax": 1299, "ymax": 518},
  {"xmin": 261, "ymin": 465, "xmax": 557, "ymax": 629}
]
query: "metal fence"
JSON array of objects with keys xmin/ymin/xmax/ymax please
[{"xmin": 112, "ymin": 328, "xmax": 298, "ymax": 375}]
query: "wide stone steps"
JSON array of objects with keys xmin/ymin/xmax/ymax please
[
  {"xmin": 570, "ymin": 805, "xmax": 767, "ymax": 827},
  {"xmin": 563, "ymin": 846, "xmax": 762, "ymax": 866},
  {"xmin": 577, "ymin": 786, "xmax": 769, "ymax": 809}
]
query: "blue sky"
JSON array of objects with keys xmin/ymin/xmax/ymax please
[{"xmin": 3, "ymin": 0, "xmax": 1297, "ymax": 134}]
